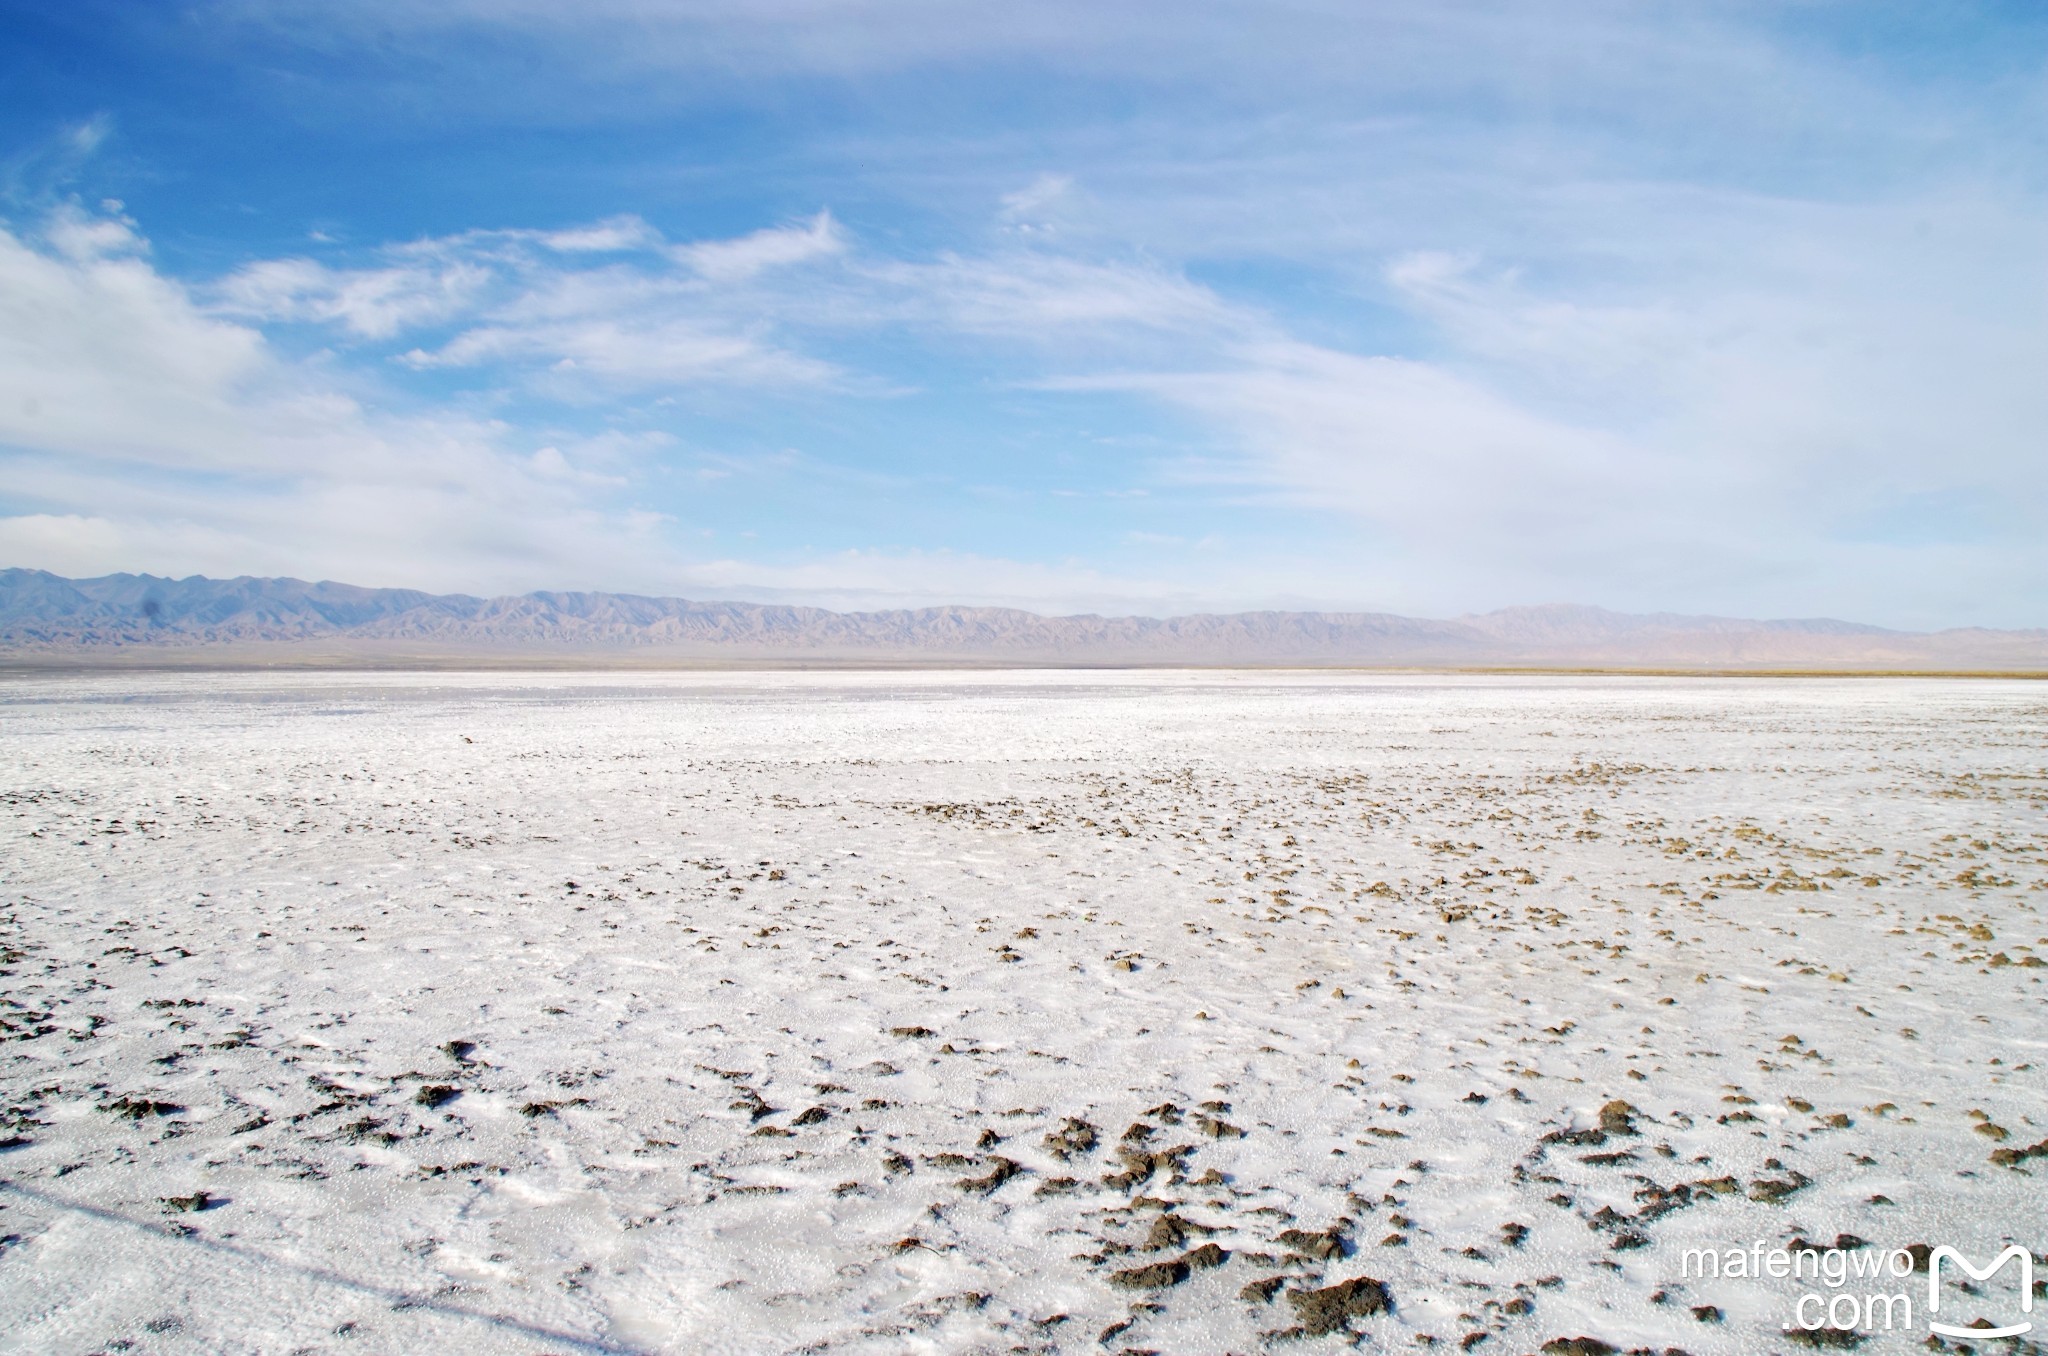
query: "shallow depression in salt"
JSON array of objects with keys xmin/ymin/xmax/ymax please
[{"xmin": 0, "ymin": 670, "xmax": 2042, "ymax": 1354}]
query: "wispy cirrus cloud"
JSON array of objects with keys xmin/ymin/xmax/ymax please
[
  {"xmin": 675, "ymin": 211, "xmax": 845, "ymax": 281},
  {"xmin": 217, "ymin": 255, "xmax": 492, "ymax": 338},
  {"xmin": 538, "ymin": 214, "xmax": 664, "ymax": 253},
  {"xmin": 212, "ymin": 212, "xmax": 856, "ymax": 392},
  {"xmin": 405, "ymin": 314, "xmax": 844, "ymax": 391},
  {"xmin": 869, "ymin": 251, "xmax": 1241, "ymax": 343}
]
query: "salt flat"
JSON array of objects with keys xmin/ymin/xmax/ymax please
[{"xmin": 1, "ymin": 671, "xmax": 2043, "ymax": 1355}]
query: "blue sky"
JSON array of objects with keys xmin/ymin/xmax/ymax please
[{"xmin": 0, "ymin": 1, "xmax": 2042, "ymax": 626}]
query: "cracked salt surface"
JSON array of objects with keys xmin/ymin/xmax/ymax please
[{"xmin": 0, "ymin": 670, "xmax": 2043, "ymax": 1354}]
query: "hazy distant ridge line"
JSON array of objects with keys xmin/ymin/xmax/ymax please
[{"xmin": 2, "ymin": 569, "xmax": 2043, "ymax": 668}]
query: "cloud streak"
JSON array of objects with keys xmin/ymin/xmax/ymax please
[{"xmin": 677, "ymin": 212, "xmax": 845, "ymax": 281}]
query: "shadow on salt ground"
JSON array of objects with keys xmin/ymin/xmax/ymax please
[{"xmin": 0, "ymin": 1179, "xmax": 648, "ymax": 1355}]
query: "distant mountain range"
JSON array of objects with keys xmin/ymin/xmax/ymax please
[{"xmin": 3, "ymin": 568, "xmax": 2044, "ymax": 669}]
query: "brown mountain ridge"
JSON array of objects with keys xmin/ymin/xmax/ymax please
[{"xmin": 2, "ymin": 569, "xmax": 2042, "ymax": 670}]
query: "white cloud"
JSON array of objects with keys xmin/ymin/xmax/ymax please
[
  {"xmin": 1054, "ymin": 338, "xmax": 1638, "ymax": 539},
  {"xmin": 216, "ymin": 255, "xmax": 492, "ymax": 338},
  {"xmin": 202, "ymin": 215, "xmax": 856, "ymax": 392},
  {"xmin": 540, "ymin": 214, "xmax": 662, "ymax": 252},
  {"xmin": 998, "ymin": 173, "xmax": 1081, "ymax": 237},
  {"xmin": 0, "ymin": 514, "xmax": 132, "ymax": 575},
  {"xmin": 867, "ymin": 251, "xmax": 1242, "ymax": 346},
  {"xmin": 406, "ymin": 314, "xmax": 843, "ymax": 390},
  {"xmin": 1035, "ymin": 215, "xmax": 2048, "ymax": 619},
  {"xmin": 1, "ymin": 206, "xmax": 1177, "ymax": 606},
  {"xmin": 0, "ymin": 210, "xmax": 697, "ymax": 593},
  {"xmin": 674, "ymin": 212, "xmax": 844, "ymax": 282},
  {"xmin": 42, "ymin": 202, "xmax": 149, "ymax": 262},
  {"xmin": 0, "ymin": 220, "xmax": 276, "ymax": 470},
  {"xmin": 1000, "ymin": 174, "xmax": 1073, "ymax": 220},
  {"xmin": 65, "ymin": 113, "xmax": 115, "ymax": 159}
]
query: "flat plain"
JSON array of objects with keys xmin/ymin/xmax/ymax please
[{"xmin": 1, "ymin": 671, "xmax": 2043, "ymax": 1354}]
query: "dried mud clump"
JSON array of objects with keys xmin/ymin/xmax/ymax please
[
  {"xmin": 1102, "ymin": 1141, "xmax": 1193, "ymax": 1191},
  {"xmin": 1286, "ymin": 1276, "xmax": 1392, "ymax": 1335},
  {"xmin": 1144, "ymin": 1212, "xmax": 1219, "ymax": 1251},
  {"xmin": 1597, "ymin": 1100, "xmax": 1639, "ymax": 1135},
  {"xmin": 1542, "ymin": 1125, "xmax": 1609, "ymax": 1148},
  {"xmin": 1109, "ymin": 1243, "xmax": 1228, "ymax": 1289},
  {"xmin": 1989, "ymin": 1137, "xmax": 2048, "ymax": 1168},
  {"xmin": 101, "ymin": 1096, "xmax": 184, "ymax": 1120},
  {"xmin": 1274, "ymin": 1223, "xmax": 1349, "ymax": 1261},
  {"xmin": 1109, "ymin": 1257, "xmax": 1190, "ymax": 1290},
  {"xmin": 1747, "ymin": 1171, "xmax": 1811, "ymax": 1203},
  {"xmin": 1240, "ymin": 1275, "xmax": 1287, "ymax": 1304},
  {"xmin": 1042, "ymin": 1117, "xmax": 1099, "ymax": 1160},
  {"xmin": 955, "ymin": 1156, "xmax": 1024, "ymax": 1194}
]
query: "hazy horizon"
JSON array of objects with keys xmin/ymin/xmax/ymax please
[
  {"xmin": 13, "ymin": 566, "xmax": 2048, "ymax": 677},
  {"xmin": 11, "ymin": 561, "xmax": 2047, "ymax": 632}
]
